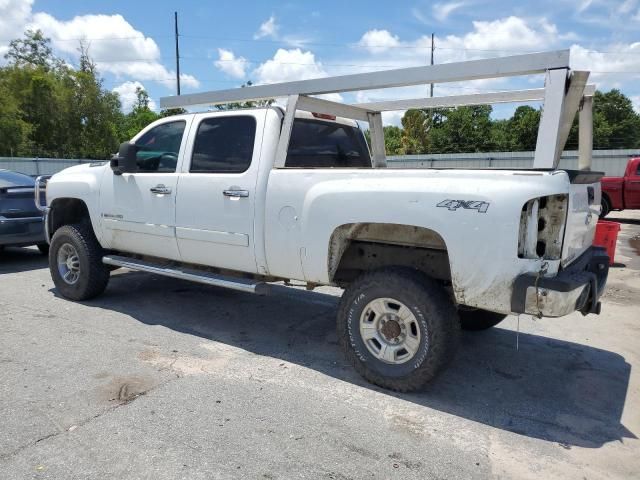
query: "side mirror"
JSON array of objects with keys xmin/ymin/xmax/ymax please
[{"xmin": 110, "ymin": 142, "xmax": 138, "ymax": 175}]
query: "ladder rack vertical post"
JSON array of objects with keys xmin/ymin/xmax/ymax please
[
  {"xmin": 578, "ymin": 95, "xmax": 593, "ymax": 171},
  {"xmin": 367, "ymin": 112, "xmax": 386, "ymax": 168},
  {"xmin": 274, "ymin": 95, "xmax": 299, "ymax": 168}
]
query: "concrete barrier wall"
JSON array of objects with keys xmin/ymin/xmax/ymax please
[
  {"xmin": 2, "ymin": 149, "xmax": 639, "ymax": 177},
  {"xmin": 387, "ymin": 149, "xmax": 639, "ymax": 177},
  {"xmin": 0, "ymin": 158, "xmax": 94, "ymax": 176}
]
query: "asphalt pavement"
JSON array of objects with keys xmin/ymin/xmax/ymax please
[{"xmin": 1, "ymin": 211, "xmax": 639, "ymax": 479}]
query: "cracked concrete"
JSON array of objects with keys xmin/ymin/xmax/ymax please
[{"xmin": 0, "ymin": 211, "xmax": 639, "ymax": 479}]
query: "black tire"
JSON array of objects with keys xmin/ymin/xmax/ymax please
[
  {"xmin": 600, "ymin": 196, "xmax": 611, "ymax": 218},
  {"xmin": 37, "ymin": 243, "xmax": 49, "ymax": 255},
  {"xmin": 459, "ymin": 309, "xmax": 507, "ymax": 331},
  {"xmin": 337, "ymin": 267, "xmax": 460, "ymax": 392},
  {"xmin": 49, "ymin": 223, "xmax": 110, "ymax": 300}
]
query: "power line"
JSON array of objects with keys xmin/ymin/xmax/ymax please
[{"xmin": 33, "ymin": 32, "xmax": 640, "ymax": 56}]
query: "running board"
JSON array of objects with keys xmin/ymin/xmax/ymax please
[{"xmin": 102, "ymin": 255, "xmax": 270, "ymax": 295}]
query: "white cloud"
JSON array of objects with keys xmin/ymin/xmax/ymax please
[
  {"xmin": 254, "ymin": 15, "xmax": 278, "ymax": 39},
  {"xmin": 214, "ymin": 48, "xmax": 247, "ymax": 79},
  {"xmin": 570, "ymin": 42, "xmax": 640, "ymax": 87},
  {"xmin": 433, "ymin": 1, "xmax": 466, "ymax": 22},
  {"xmin": 577, "ymin": 0, "xmax": 594, "ymax": 12},
  {"xmin": 29, "ymin": 13, "xmax": 199, "ymax": 90},
  {"xmin": 631, "ymin": 95, "xmax": 640, "ymax": 113},
  {"xmin": 254, "ymin": 48, "xmax": 327, "ymax": 84},
  {"xmin": 343, "ymin": 17, "xmax": 568, "ymax": 125},
  {"xmin": 253, "ymin": 48, "xmax": 342, "ymax": 102},
  {"xmin": 357, "ymin": 29, "xmax": 400, "ymax": 53},
  {"xmin": 112, "ymin": 80, "xmax": 157, "ymax": 112},
  {"xmin": 618, "ymin": 0, "xmax": 637, "ymax": 14},
  {"xmin": 440, "ymin": 16, "xmax": 559, "ymax": 53},
  {"xmin": 0, "ymin": 0, "xmax": 34, "ymax": 58}
]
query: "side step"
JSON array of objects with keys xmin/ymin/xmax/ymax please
[{"xmin": 102, "ymin": 255, "xmax": 270, "ymax": 295}]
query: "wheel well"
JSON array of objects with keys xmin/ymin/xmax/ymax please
[
  {"xmin": 49, "ymin": 198, "xmax": 91, "ymax": 237},
  {"xmin": 601, "ymin": 192, "xmax": 611, "ymax": 206},
  {"xmin": 329, "ymin": 223, "xmax": 451, "ymax": 285}
]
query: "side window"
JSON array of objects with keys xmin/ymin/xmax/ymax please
[
  {"xmin": 190, "ymin": 116, "xmax": 257, "ymax": 173},
  {"xmin": 285, "ymin": 119, "xmax": 372, "ymax": 168},
  {"xmin": 135, "ymin": 121, "xmax": 186, "ymax": 173},
  {"xmin": 636, "ymin": 162, "xmax": 640, "ymax": 175}
]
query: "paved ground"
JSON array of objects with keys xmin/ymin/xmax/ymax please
[{"xmin": 1, "ymin": 211, "xmax": 639, "ymax": 479}]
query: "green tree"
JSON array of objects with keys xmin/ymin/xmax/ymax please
[
  {"xmin": 160, "ymin": 107, "xmax": 187, "ymax": 117},
  {"xmin": 4, "ymin": 29, "xmax": 58, "ymax": 71},
  {"xmin": 383, "ymin": 125, "xmax": 403, "ymax": 155},
  {"xmin": 121, "ymin": 87, "xmax": 160, "ymax": 139},
  {"xmin": 400, "ymin": 109, "xmax": 430, "ymax": 154},
  {"xmin": 507, "ymin": 106, "xmax": 541, "ymax": 151},
  {"xmin": 1, "ymin": 31, "xmax": 127, "ymax": 158},
  {"xmin": 428, "ymin": 105, "xmax": 493, "ymax": 153}
]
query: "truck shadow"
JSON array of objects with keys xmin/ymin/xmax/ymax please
[
  {"xmin": 0, "ymin": 247, "xmax": 48, "ymax": 274},
  {"xmin": 81, "ymin": 271, "xmax": 634, "ymax": 449}
]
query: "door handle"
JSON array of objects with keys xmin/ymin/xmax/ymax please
[
  {"xmin": 150, "ymin": 185, "xmax": 172, "ymax": 195},
  {"xmin": 223, "ymin": 189, "xmax": 249, "ymax": 198}
]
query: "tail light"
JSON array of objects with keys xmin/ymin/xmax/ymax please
[{"xmin": 518, "ymin": 195, "xmax": 568, "ymax": 260}]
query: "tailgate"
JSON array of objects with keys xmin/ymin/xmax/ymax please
[{"xmin": 561, "ymin": 171, "xmax": 603, "ymax": 267}]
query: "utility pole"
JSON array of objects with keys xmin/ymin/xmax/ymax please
[
  {"xmin": 430, "ymin": 33, "xmax": 435, "ymax": 97},
  {"xmin": 174, "ymin": 11, "xmax": 181, "ymax": 96}
]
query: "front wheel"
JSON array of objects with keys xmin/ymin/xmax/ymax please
[
  {"xmin": 337, "ymin": 268, "xmax": 460, "ymax": 392},
  {"xmin": 49, "ymin": 223, "xmax": 110, "ymax": 300}
]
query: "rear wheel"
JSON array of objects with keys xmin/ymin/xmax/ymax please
[
  {"xmin": 600, "ymin": 196, "xmax": 611, "ymax": 218},
  {"xmin": 337, "ymin": 268, "xmax": 459, "ymax": 392},
  {"xmin": 459, "ymin": 309, "xmax": 507, "ymax": 331},
  {"xmin": 49, "ymin": 223, "xmax": 110, "ymax": 300}
]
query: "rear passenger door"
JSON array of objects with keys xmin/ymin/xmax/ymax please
[{"xmin": 175, "ymin": 112, "xmax": 262, "ymax": 273}]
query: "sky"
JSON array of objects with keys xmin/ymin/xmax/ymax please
[{"xmin": 1, "ymin": 0, "xmax": 639, "ymax": 125}]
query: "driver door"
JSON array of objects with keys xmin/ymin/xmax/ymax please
[{"xmin": 100, "ymin": 118, "xmax": 191, "ymax": 260}]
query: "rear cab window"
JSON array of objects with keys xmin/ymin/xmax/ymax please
[{"xmin": 285, "ymin": 119, "xmax": 371, "ymax": 168}]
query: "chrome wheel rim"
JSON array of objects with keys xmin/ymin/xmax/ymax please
[
  {"xmin": 57, "ymin": 243, "xmax": 81, "ymax": 285},
  {"xmin": 359, "ymin": 298, "xmax": 422, "ymax": 365}
]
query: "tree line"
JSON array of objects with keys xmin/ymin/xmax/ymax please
[
  {"xmin": 1, "ymin": 30, "xmax": 639, "ymax": 160},
  {"xmin": 0, "ymin": 30, "xmax": 183, "ymax": 159},
  {"xmin": 379, "ymin": 89, "xmax": 640, "ymax": 155}
]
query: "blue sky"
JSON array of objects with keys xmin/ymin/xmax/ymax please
[{"xmin": 1, "ymin": 0, "xmax": 639, "ymax": 124}]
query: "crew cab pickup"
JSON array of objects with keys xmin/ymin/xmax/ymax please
[
  {"xmin": 37, "ymin": 51, "xmax": 609, "ymax": 391},
  {"xmin": 600, "ymin": 157, "xmax": 640, "ymax": 216}
]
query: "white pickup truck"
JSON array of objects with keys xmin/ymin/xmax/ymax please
[{"xmin": 38, "ymin": 51, "xmax": 609, "ymax": 391}]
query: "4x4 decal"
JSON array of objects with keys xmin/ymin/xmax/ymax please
[{"xmin": 437, "ymin": 199, "xmax": 490, "ymax": 213}]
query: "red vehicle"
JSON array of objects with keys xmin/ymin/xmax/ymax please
[{"xmin": 600, "ymin": 157, "xmax": 640, "ymax": 217}]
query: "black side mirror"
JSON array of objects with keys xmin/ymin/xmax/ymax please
[{"xmin": 110, "ymin": 142, "xmax": 139, "ymax": 175}]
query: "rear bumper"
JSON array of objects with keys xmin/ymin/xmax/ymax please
[
  {"xmin": 0, "ymin": 216, "xmax": 46, "ymax": 247},
  {"xmin": 511, "ymin": 246, "xmax": 609, "ymax": 317}
]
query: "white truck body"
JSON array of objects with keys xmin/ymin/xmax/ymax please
[
  {"xmin": 45, "ymin": 107, "xmax": 602, "ymax": 316},
  {"xmin": 38, "ymin": 50, "xmax": 610, "ymax": 391}
]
